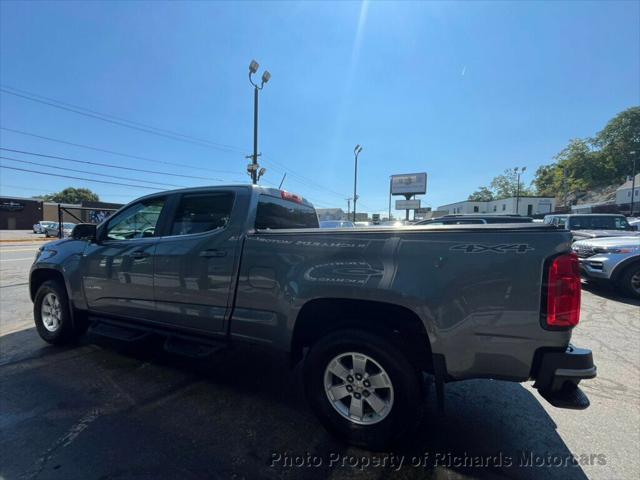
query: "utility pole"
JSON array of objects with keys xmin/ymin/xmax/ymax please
[
  {"xmin": 562, "ymin": 168, "xmax": 568, "ymax": 210},
  {"xmin": 631, "ymin": 151, "xmax": 637, "ymax": 215},
  {"xmin": 346, "ymin": 198, "xmax": 352, "ymax": 218},
  {"xmin": 353, "ymin": 145, "xmax": 363, "ymax": 221},
  {"xmin": 514, "ymin": 166, "xmax": 526, "ymax": 214},
  {"xmin": 248, "ymin": 59, "xmax": 271, "ymax": 184},
  {"xmin": 388, "ymin": 176, "xmax": 392, "ymax": 221}
]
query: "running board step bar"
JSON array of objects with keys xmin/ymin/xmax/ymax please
[{"xmin": 89, "ymin": 321, "xmax": 151, "ymax": 342}]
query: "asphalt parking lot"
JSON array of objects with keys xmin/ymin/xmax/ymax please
[{"xmin": 1, "ymin": 241, "xmax": 638, "ymax": 480}]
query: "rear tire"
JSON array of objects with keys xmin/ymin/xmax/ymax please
[
  {"xmin": 34, "ymin": 280, "xmax": 84, "ymax": 344},
  {"xmin": 304, "ymin": 329, "xmax": 423, "ymax": 450},
  {"xmin": 618, "ymin": 263, "xmax": 640, "ymax": 299}
]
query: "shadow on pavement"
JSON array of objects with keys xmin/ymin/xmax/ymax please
[
  {"xmin": 0, "ymin": 327, "xmax": 588, "ymax": 480},
  {"xmin": 581, "ymin": 279, "xmax": 640, "ymax": 307}
]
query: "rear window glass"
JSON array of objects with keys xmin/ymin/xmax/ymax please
[{"xmin": 255, "ymin": 195, "xmax": 319, "ymax": 229}]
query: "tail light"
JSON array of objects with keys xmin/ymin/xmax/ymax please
[{"xmin": 546, "ymin": 253, "xmax": 581, "ymax": 328}]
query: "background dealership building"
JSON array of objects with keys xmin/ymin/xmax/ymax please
[
  {"xmin": 438, "ymin": 196, "xmax": 556, "ymax": 216},
  {"xmin": 0, "ymin": 196, "xmax": 122, "ymax": 230}
]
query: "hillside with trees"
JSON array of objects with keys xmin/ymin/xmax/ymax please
[{"xmin": 468, "ymin": 106, "xmax": 639, "ymax": 205}]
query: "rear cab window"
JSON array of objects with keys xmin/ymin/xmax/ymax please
[
  {"xmin": 255, "ymin": 193, "xmax": 319, "ymax": 230},
  {"xmin": 169, "ymin": 192, "xmax": 234, "ymax": 236}
]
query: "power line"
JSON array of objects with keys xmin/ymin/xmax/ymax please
[
  {"xmin": 0, "ymin": 165, "xmax": 162, "ymax": 190},
  {"xmin": 0, "ymin": 147, "xmax": 228, "ymax": 182},
  {"xmin": 0, "ymin": 156, "xmax": 185, "ymax": 188},
  {"xmin": 0, "ymin": 183, "xmax": 135, "ymax": 199},
  {"xmin": 1, "ymin": 86, "xmax": 371, "ymax": 208},
  {"xmin": 0, "ymin": 86, "xmax": 243, "ymax": 153},
  {"xmin": 0, "ymin": 126, "xmax": 240, "ymax": 175}
]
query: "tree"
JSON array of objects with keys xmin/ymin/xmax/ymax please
[
  {"xmin": 592, "ymin": 106, "xmax": 640, "ymax": 180},
  {"xmin": 468, "ymin": 186, "xmax": 494, "ymax": 201},
  {"xmin": 42, "ymin": 187, "xmax": 100, "ymax": 204},
  {"xmin": 532, "ymin": 164, "xmax": 558, "ymax": 197},
  {"xmin": 489, "ymin": 168, "xmax": 533, "ymax": 199}
]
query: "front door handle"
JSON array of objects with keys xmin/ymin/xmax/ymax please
[
  {"xmin": 199, "ymin": 249, "xmax": 227, "ymax": 258},
  {"xmin": 130, "ymin": 250, "xmax": 150, "ymax": 259}
]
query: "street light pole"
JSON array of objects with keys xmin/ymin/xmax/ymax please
[
  {"xmin": 631, "ymin": 151, "xmax": 637, "ymax": 216},
  {"xmin": 514, "ymin": 166, "xmax": 526, "ymax": 214},
  {"xmin": 388, "ymin": 176, "xmax": 392, "ymax": 221},
  {"xmin": 248, "ymin": 60, "xmax": 271, "ymax": 185},
  {"xmin": 353, "ymin": 145, "xmax": 363, "ymax": 222}
]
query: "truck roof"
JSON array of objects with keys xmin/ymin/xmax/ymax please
[{"xmin": 124, "ymin": 184, "xmax": 315, "ymax": 209}]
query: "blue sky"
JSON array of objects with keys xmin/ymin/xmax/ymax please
[{"xmin": 1, "ymin": 1, "xmax": 638, "ymax": 213}]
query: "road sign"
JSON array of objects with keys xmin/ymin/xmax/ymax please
[
  {"xmin": 391, "ymin": 173, "xmax": 427, "ymax": 195},
  {"xmin": 395, "ymin": 199, "xmax": 421, "ymax": 210}
]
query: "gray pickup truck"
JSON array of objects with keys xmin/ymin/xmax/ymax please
[{"xmin": 30, "ymin": 185, "xmax": 596, "ymax": 449}]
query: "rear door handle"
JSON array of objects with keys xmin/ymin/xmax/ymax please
[
  {"xmin": 199, "ymin": 249, "xmax": 227, "ymax": 258},
  {"xmin": 130, "ymin": 250, "xmax": 150, "ymax": 259}
]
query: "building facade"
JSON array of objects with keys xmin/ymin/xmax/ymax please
[
  {"xmin": 0, "ymin": 196, "xmax": 43, "ymax": 230},
  {"xmin": 438, "ymin": 196, "xmax": 555, "ymax": 216},
  {"xmin": 615, "ymin": 173, "xmax": 640, "ymax": 214},
  {"xmin": 0, "ymin": 196, "xmax": 123, "ymax": 230}
]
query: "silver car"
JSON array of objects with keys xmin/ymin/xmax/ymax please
[
  {"xmin": 44, "ymin": 222, "xmax": 76, "ymax": 238},
  {"xmin": 572, "ymin": 236, "xmax": 640, "ymax": 298}
]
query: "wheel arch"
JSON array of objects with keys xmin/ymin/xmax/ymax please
[
  {"xmin": 291, "ymin": 298, "xmax": 433, "ymax": 372},
  {"xmin": 610, "ymin": 256, "xmax": 640, "ymax": 284},
  {"xmin": 30, "ymin": 268, "xmax": 68, "ymax": 302}
]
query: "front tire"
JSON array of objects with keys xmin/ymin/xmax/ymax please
[
  {"xmin": 618, "ymin": 263, "xmax": 640, "ymax": 299},
  {"xmin": 34, "ymin": 280, "xmax": 83, "ymax": 344},
  {"xmin": 304, "ymin": 329, "xmax": 423, "ymax": 450}
]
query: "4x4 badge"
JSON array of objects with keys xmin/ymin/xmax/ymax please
[{"xmin": 450, "ymin": 243, "xmax": 534, "ymax": 254}]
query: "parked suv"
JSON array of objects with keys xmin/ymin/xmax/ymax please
[
  {"xmin": 572, "ymin": 236, "xmax": 640, "ymax": 298},
  {"xmin": 544, "ymin": 214, "xmax": 638, "ymax": 241}
]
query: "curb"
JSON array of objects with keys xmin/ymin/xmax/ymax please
[{"xmin": 0, "ymin": 238, "xmax": 51, "ymax": 243}]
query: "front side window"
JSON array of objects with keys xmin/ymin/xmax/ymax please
[
  {"xmin": 169, "ymin": 192, "xmax": 234, "ymax": 236},
  {"xmin": 106, "ymin": 198, "xmax": 165, "ymax": 240},
  {"xmin": 255, "ymin": 195, "xmax": 319, "ymax": 229}
]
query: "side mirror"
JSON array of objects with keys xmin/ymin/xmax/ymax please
[{"xmin": 71, "ymin": 223, "xmax": 97, "ymax": 241}]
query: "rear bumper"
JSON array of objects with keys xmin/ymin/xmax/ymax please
[{"xmin": 533, "ymin": 345, "xmax": 596, "ymax": 409}]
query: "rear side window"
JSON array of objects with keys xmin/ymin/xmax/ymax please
[
  {"xmin": 568, "ymin": 216, "xmax": 626, "ymax": 230},
  {"xmin": 170, "ymin": 192, "xmax": 234, "ymax": 236},
  {"xmin": 255, "ymin": 195, "xmax": 319, "ymax": 229}
]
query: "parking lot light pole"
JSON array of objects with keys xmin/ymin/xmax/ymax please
[
  {"xmin": 514, "ymin": 166, "xmax": 526, "ymax": 214},
  {"xmin": 248, "ymin": 59, "xmax": 271, "ymax": 185},
  {"xmin": 353, "ymin": 145, "xmax": 363, "ymax": 222},
  {"xmin": 631, "ymin": 151, "xmax": 637, "ymax": 215}
]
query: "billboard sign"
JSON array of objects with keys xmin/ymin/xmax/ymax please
[
  {"xmin": 396, "ymin": 199, "xmax": 421, "ymax": 210},
  {"xmin": 391, "ymin": 173, "xmax": 427, "ymax": 195}
]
